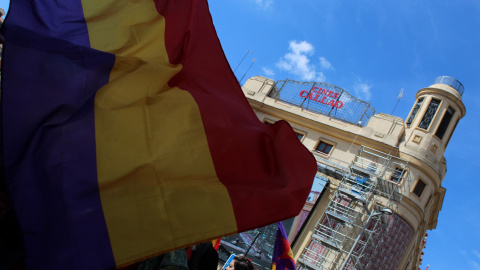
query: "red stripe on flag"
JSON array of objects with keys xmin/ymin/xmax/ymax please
[{"xmin": 155, "ymin": 0, "xmax": 316, "ymax": 231}]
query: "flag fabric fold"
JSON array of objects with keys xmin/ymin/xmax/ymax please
[
  {"xmin": 272, "ymin": 222, "xmax": 297, "ymax": 270},
  {"xmin": 1, "ymin": 0, "xmax": 316, "ymax": 268}
]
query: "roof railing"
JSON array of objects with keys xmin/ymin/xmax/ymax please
[{"xmin": 433, "ymin": 76, "xmax": 464, "ymax": 96}]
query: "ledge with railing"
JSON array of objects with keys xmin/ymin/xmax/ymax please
[
  {"xmin": 350, "ymin": 147, "xmax": 411, "ymax": 203},
  {"xmin": 433, "ymin": 76, "xmax": 464, "ymax": 96}
]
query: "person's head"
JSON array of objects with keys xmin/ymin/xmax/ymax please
[{"xmin": 226, "ymin": 255, "xmax": 255, "ymax": 270}]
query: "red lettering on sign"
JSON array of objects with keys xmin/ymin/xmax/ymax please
[
  {"xmin": 319, "ymin": 96, "xmax": 328, "ymax": 104},
  {"xmin": 298, "ymin": 89, "xmax": 343, "ymax": 109}
]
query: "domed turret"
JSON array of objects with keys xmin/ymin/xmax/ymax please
[{"xmin": 402, "ymin": 76, "xmax": 466, "ymax": 175}]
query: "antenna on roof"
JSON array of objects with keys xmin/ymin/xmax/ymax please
[
  {"xmin": 391, "ymin": 88, "xmax": 403, "ymax": 115},
  {"xmin": 234, "ymin": 50, "xmax": 253, "ymax": 74},
  {"xmin": 239, "ymin": 58, "xmax": 256, "ymax": 85}
]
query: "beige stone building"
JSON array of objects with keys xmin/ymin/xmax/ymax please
[{"xmin": 240, "ymin": 76, "xmax": 465, "ymax": 270}]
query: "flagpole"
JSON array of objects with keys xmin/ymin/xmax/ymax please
[{"xmin": 244, "ymin": 231, "xmax": 261, "ymax": 256}]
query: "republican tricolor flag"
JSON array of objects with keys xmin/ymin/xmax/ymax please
[
  {"xmin": 212, "ymin": 238, "xmax": 221, "ymax": 251},
  {"xmin": 272, "ymin": 222, "xmax": 297, "ymax": 270},
  {"xmin": 1, "ymin": 0, "xmax": 316, "ymax": 269}
]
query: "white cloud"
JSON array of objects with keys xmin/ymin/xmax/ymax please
[
  {"xmin": 316, "ymin": 72, "xmax": 326, "ymax": 82},
  {"xmin": 262, "ymin": 67, "xmax": 275, "ymax": 77},
  {"xmin": 276, "ymin": 40, "xmax": 326, "ymax": 82},
  {"xmin": 252, "ymin": 0, "xmax": 273, "ymax": 9},
  {"xmin": 473, "ymin": 250, "xmax": 480, "ymax": 260},
  {"xmin": 353, "ymin": 78, "xmax": 372, "ymax": 101},
  {"xmin": 459, "ymin": 250, "xmax": 480, "ymax": 270},
  {"xmin": 319, "ymin": 57, "xmax": 334, "ymax": 70},
  {"xmin": 289, "ymin": 40, "xmax": 314, "ymax": 55},
  {"xmin": 470, "ymin": 260, "xmax": 480, "ymax": 270}
]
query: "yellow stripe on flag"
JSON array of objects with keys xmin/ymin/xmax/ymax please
[{"xmin": 81, "ymin": 0, "xmax": 237, "ymax": 265}]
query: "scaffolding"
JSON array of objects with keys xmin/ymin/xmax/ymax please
[{"xmin": 298, "ymin": 146, "xmax": 412, "ymax": 270}]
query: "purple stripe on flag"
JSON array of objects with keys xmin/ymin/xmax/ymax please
[
  {"xmin": 272, "ymin": 222, "xmax": 296, "ymax": 270},
  {"xmin": 2, "ymin": 0, "xmax": 116, "ymax": 269}
]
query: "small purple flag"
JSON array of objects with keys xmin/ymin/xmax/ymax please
[{"xmin": 272, "ymin": 222, "xmax": 296, "ymax": 270}]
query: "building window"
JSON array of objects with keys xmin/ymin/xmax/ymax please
[
  {"xmin": 435, "ymin": 106, "xmax": 455, "ymax": 140},
  {"xmin": 445, "ymin": 119, "xmax": 459, "ymax": 147},
  {"xmin": 263, "ymin": 119, "xmax": 275, "ymax": 125},
  {"xmin": 413, "ymin": 180, "xmax": 426, "ymax": 197},
  {"xmin": 418, "ymin": 99, "xmax": 441, "ymax": 130},
  {"xmin": 315, "ymin": 140, "xmax": 334, "ymax": 156},
  {"xmin": 264, "ymin": 119, "xmax": 305, "ymax": 141},
  {"xmin": 294, "ymin": 131, "xmax": 305, "ymax": 141},
  {"xmin": 390, "ymin": 168, "xmax": 405, "ymax": 183},
  {"xmin": 406, "ymin": 97, "xmax": 424, "ymax": 127}
]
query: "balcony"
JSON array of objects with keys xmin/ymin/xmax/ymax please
[{"xmin": 434, "ymin": 76, "xmax": 464, "ymax": 96}]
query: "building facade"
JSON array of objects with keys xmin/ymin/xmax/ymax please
[{"xmin": 237, "ymin": 75, "xmax": 465, "ymax": 270}]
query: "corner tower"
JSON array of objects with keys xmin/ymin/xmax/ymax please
[{"xmin": 402, "ymin": 76, "xmax": 466, "ymax": 177}]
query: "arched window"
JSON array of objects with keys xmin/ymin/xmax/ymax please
[
  {"xmin": 435, "ymin": 106, "xmax": 455, "ymax": 140},
  {"xmin": 406, "ymin": 98, "xmax": 424, "ymax": 127},
  {"xmin": 418, "ymin": 99, "xmax": 441, "ymax": 130}
]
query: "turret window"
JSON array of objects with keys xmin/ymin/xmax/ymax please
[
  {"xmin": 413, "ymin": 179, "xmax": 426, "ymax": 197},
  {"xmin": 406, "ymin": 98, "xmax": 424, "ymax": 127},
  {"xmin": 445, "ymin": 120, "xmax": 459, "ymax": 147},
  {"xmin": 418, "ymin": 99, "xmax": 441, "ymax": 130},
  {"xmin": 435, "ymin": 106, "xmax": 455, "ymax": 140}
]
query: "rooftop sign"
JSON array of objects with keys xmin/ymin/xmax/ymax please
[
  {"xmin": 268, "ymin": 79, "xmax": 375, "ymax": 126},
  {"xmin": 300, "ymin": 86, "xmax": 344, "ymax": 109}
]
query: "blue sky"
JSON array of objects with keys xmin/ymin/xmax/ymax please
[
  {"xmin": 208, "ymin": 1, "xmax": 480, "ymax": 269},
  {"xmin": 1, "ymin": 0, "xmax": 480, "ymax": 269}
]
